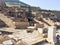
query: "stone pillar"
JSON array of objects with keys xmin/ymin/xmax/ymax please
[{"xmin": 47, "ymin": 26, "xmax": 57, "ymax": 44}]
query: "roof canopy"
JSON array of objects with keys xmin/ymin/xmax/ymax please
[{"xmin": 5, "ymin": 0, "xmax": 30, "ymax": 7}]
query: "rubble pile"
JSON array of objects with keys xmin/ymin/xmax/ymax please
[{"xmin": 0, "ymin": 0, "xmax": 60, "ymax": 45}]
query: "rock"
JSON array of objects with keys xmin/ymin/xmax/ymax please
[{"xmin": 3, "ymin": 40, "xmax": 14, "ymax": 45}]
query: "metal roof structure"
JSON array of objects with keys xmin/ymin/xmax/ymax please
[{"xmin": 5, "ymin": 0, "xmax": 30, "ymax": 7}]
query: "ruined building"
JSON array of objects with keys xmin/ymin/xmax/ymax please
[{"xmin": 0, "ymin": 0, "xmax": 60, "ymax": 29}]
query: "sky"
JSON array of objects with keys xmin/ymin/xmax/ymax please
[{"xmin": 20, "ymin": 0, "xmax": 60, "ymax": 10}]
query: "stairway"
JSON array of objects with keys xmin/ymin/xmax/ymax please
[{"xmin": 0, "ymin": 13, "xmax": 15, "ymax": 28}]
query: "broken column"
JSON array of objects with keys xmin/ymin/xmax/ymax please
[{"xmin": 47, "ymin": 26, "xmax": 57, "ymax": 44}]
